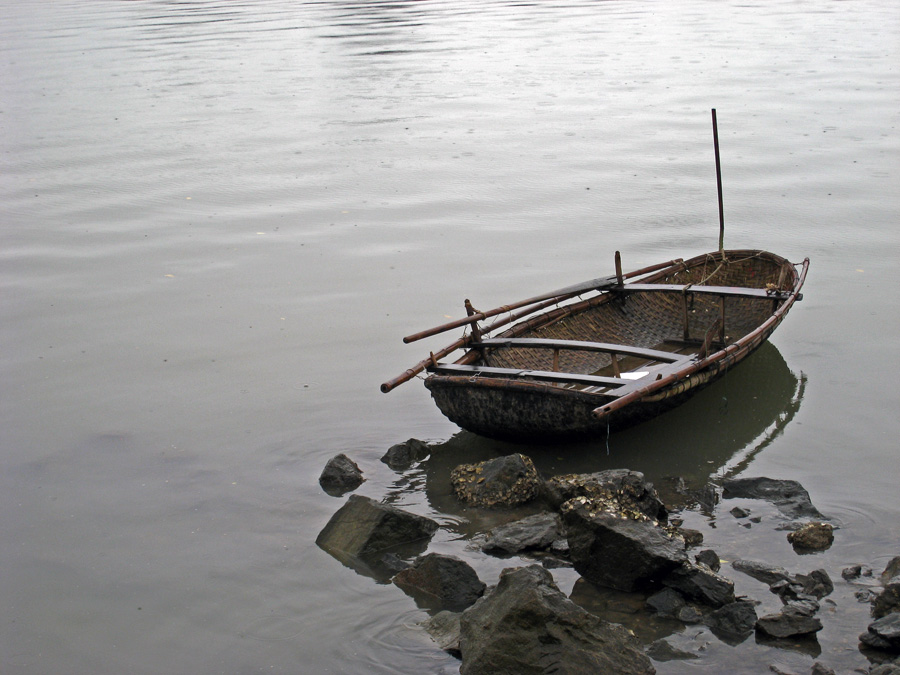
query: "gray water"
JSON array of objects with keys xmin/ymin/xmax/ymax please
[{"xmin": 2, "ymin": 1, "xmax": 898, "ymax": 673}]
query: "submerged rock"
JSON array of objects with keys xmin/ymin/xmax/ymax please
[
  {"xmin": 721, "ymin": 477, "xmax": 825, "ymax": 519},
  {"xmin": 318, "ymin": 453, "xmax": 365, "ymax": 496},
  {"xmin": 393, "ymin": 553, "xmax": 486, "ymax": 612},
  {"xmin": 381, "ymin": 438, "xmax": 429, "ymax": 471},
  {"xmin": 458, "ymin": 565, "xmax": 656, "ymax": 675},
  {"xmin": 451, "ymin": 453, "xmax": 542, "ymax": 508},
  {"xmin": 315, "ymin": 495, "xmax": 438, "ymax": 578},
  {"xmin": 481, "ymin": 512, "xmax": 564, "ymax": 556},
  {"xmin": 787, "ymin": 522, "xmax": 834, "ymax": 553},
  {"xmin": 422, "ymin": 610, "xmax": 461, "ymax": 657},
  {"xmin": 546, "ymin": 469, "xmax": 667, "ymax": 523},
  {"xmin": 562, "ymin": 499, "xmax": 685, "ymax": 592}
]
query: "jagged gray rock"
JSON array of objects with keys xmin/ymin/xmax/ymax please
[
  {"xmin": 562, "ymin": 500, "xmax": 685, "ymax": 592},
  {"xmin": 458, "ymin": 565, "xmax": 656, "ymax": 675},
  {"xmin": 481, "ymin": 512, "xmax": 564, "ymax": 556},
  {"xmin": 860, "ymin": 612, "xmax": 900, "ymax": 652},
  {"xmin": 756, "ymin": 601, "xmax": 823, "ymax": 638}
]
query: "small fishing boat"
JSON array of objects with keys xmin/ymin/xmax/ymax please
[{"xmin": 382, "ymin": 249, "xmax": 808, "ymax": 440}]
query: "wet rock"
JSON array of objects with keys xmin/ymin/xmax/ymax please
[
  {"xmin": 730, "ymin": 506, "xmax": 751, "ymax": 519},
  {"xmin": 663, "ymin": 561, "xmax": 735, "ymax": 608},
  {"xmin": 787, "ymin": 522, "xmax": 834, "ymax": 553},
  {"xmin": 705, "ymin": 599, "xmax": 758, "ymax": 643},
  {"xmin": 646, "ymin": 639, "xmax": 699, "ymax": 661},
  {"xmin": 676, "ymin": 605, "xmax": 706, "ymax": 624},
  {"xmin": 843, "ymin": 564, "xmax": 874, "ymax": 580},
  {"xmin": 458, "ymin": 565, "xmax": 656, "ymax": 675},
  {"xmin": 756, "ymin": 601, "xmax": 823, "ymax": 638},
  {"xmin": 732, "ymin": 559, "xmax": 793, "ymax": 586},
  {"xmin": 882, "ymin": 557, "xmax": 900, "ymax": 585},
  {"xmin": 380, "ymin": 438, "xmax": 429, "ymax": 471},
  {"xmin": 874, "ymin": 577, "xmax": 900, "ymax": 619},
  {"xmin": 451, "ymin": 453, "xmax": 542, "ymax": 508},
  {"xmin": 677, "ymin": 528, "xmax": 704, "ymax": 548},
  {"xmin": 646, "ymin": 588, "xmax": 686, "ymax": 617},
  {"xmin": 721, "ymin": 477, "xmax": 825, "ymax": 519},
  {"xmin": 481, "ymin": 512, "xmax": 563, "ymax": 556},
  {"xmin": 546, "ymin": 469, "xmax": 667, "ymax": 523},
  {"xmin": 315, "ymin": 495, "xmax": 438, "ymax": 578},
  {"xmin": 811, "ymin": 663, "xmax": 836, "ymax": 675},
  {"xmin": 695, "ymin": 549, "xmax": 721, "ymax": 572},
  {"xmin": 393, "ymin": 553, "xmax": 486, "ymax": 612},
  {"xmin": 562, "ymin": 499, "xmax": 685, "ymax": 592},
  {"xmin": 318, "ymin": 453, "xmax": 365, "ymax": 496},
  {"xmin": 869, "ymin": 664, "xmax": 900, "ymax": 675},
  {"xmin": 796, "ymin": 569, "xmax": 834, "ymax": 600},
  {"xmin": 422, "ymin": 610, "xmax": 461, "ymax": 657},
  {"xmin": 860, "ymin": 613, "xmax": 900, "ymax": 652}
]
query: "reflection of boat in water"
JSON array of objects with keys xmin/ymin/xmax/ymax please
[{"xmin": 413, "ymin": 341, "xmax": 804, "ymax": 531}]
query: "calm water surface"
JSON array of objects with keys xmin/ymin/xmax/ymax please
[{"xmin": 2, "ymin": 1, "xmax": 898, "ymax": 673}]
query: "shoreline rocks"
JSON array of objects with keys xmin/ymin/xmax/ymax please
[{"xmin": 318, "ymin": 453, "xmax": 365, "ymax": 496}]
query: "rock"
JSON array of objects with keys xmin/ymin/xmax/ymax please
[
  {"xmin": 315, "ymin": 495, "xmax": 439, "ymax": 578},
  {"xmin": 481, "ymin": 512, "xmax": 563, "ymax": 556},
  {"xmin": 422, "ymin": 610, "xmax": 461, "ymax": 657},
  {"xmin": 882, "ymin": 557, "xmax": 900, "ymax": 585},
  {"xmin": 705, "ymin": 599, "xmax": 758, "ymax": 643},
  {"xmin": 874, "ymin": 577, "xmax": 900, "ymax": 619},
  {"xmin": 458, "ymin": 565, "xmax": 656, "ymax": 675},
  {"xmin": 318, "ymin": 453, "xmax": 365, "ymax": 496},
  {"xmin": 787, "ymin": 522, "xmax": 834, "ymax": 553},
  {"xmin": 678, "ymin": 528, "xmax": 704, "ymax": 548},
  {"xmin": 730, "ymin": 506, "xmax": 751, "ymax": 518},
  {"xmin": 646, "ymin": 588, "xmax": 686, "ymax": 617},
  {"xmin": 393, "ymin": 553, "xmax": 486, "ymax": 612},
  {"xmin": 646, "ymin": 639, "xmax": 699, "ymax": 661},
  {"xmin": 380, "ymin": 438, "xmax": 429, "ymax": 471},
  {"xmin": 721, "ymin": 477, "xmax": 825, "ymax": 519},
  {"xmin": 796, "ymin": 569, "xmax": 834, "ymax": 599},
  {"xmin": 843, "ymin": 564, "xmax": 873, "ymax": 580},
  {"xmin": 562, "ymin": 499, "xmax": 685, "ymax": 592},
  {"xmin": 810, "ymin": 663, "xmax": 836, "ymax": 675},
  {"xmin": 732, "ymin": 559, "xmax": 793, "ymax": 586},
  {"xmin": 756, "ymin": 601, "xmax": 823, "ymax": 638},
  {"xmin": 546, "ymin": 469, "xmax": 667, "ymax": 523},
  {"xmin": 663, "ymin": 561, "xmax": 736, "ymax": 608},
  {"xmin": 695, "ymin": 549, "xmax": 721, "ymax": 572},
  {"xmin": 676, "ymin": 605, "xmax": 706, "ymax": 624},
  {"xmin": 860, "ymin": 613, "xmax": 900, "ymax": 652},
  {"xmin": 451, "ymin": 454, "xmax": 542, "ymax": 508},
  {"xmin": 869, "ymin": 664, "xmax": 900, "ymax": 675}
]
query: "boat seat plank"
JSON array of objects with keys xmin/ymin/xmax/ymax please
[
  {"xmin": 615, "ymin": 284, "xmax": 789, "ymax": 299},
  {"xmin": 427, "ymin": 363, "xmax": 630, "ymax": 388},
  {"xmin": 471, "ymin": 338, "xmax": 685, "ymax": 363}
]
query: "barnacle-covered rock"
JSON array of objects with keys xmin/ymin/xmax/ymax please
[
  {"xmin": 450, "ymin": 453, "xmax": 542, "ymax": 508},
  {"xmin": 546, "ymin": 469, "xmax": 667, "ymax": 523}
]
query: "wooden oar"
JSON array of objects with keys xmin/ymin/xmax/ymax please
[{"xmin": 402, "ymin": 257, "xmax": 683, "ymax": 344}]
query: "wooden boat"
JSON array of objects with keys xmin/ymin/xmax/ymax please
[{"xmin": 382, "ymin": 249, "xmax": 808, "ymax": 441}]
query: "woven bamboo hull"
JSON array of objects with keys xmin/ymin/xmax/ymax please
[{"xmin": 423, "ymin": 250, "xmax": 806, "ymax": 441}]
